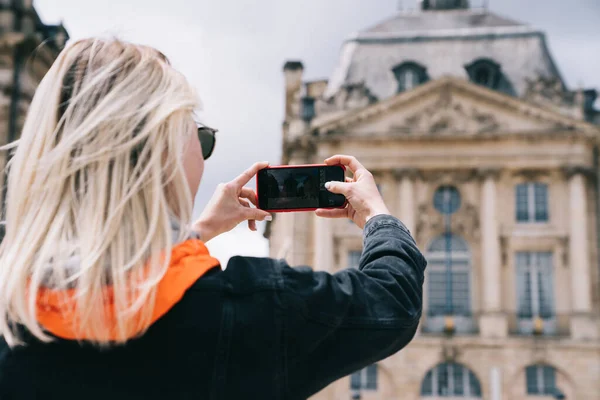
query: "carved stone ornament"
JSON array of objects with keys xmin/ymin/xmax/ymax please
[
  {"xmin": 392, "ymin": 87, "xmax": 502, "ymax": 135},
  {"xmin": 441, "ymin": 343, "xmax": 460, "ymax": 362},
  {"xmin": 561, "ymin": 165, "xmax": 597, "ymax": 181},
  {"xmin": 420, "ymin": 169, "xmax": 477, "ymax": 185},
  {"xmin": 332, "ymin": 82, "xmax": 378, "ymax": 111},
  {"xmin": 415, "ymin": 201, "xmax": 480, "ymax": 243}
]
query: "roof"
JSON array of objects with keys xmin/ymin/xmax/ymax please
[
  {"xmin": 365, "ymin": 9, "xmax": 525, "ymax": 33},
  {"xmin": 325, "ymin": 9, "xmax": 565, "ymax": 101}
]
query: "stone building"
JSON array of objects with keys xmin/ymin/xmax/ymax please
[
  {"xmin": 0, "ymin": 0, "xmax": 68, "ymax": 237},
  {"xmin": 267, "ymin": 1, "xmax": 600, "ymax": 399}
]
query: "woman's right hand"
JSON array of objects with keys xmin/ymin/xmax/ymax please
[{"xmin": 315, "ymin": 155, "xmax": 390, "ymax": 229}]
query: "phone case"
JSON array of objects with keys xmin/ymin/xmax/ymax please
[{"xmin": 255, "ymin": 164, "xmax": 347, "ymax": 213}]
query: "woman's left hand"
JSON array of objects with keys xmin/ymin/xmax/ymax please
[{"xmin": 193, "ymin": 162, "xmax": 272, "ymax": 242}]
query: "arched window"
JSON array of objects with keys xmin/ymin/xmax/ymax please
[
  {"xmin": 350, "ymin": 364, "xmax": 378, "ymax": 391},
  {"xmin": 465, "ymin": 58, "xmax": 502, "ymax": 90},
  {"xmin": 421, "ymin": 363, "xmax": 482, "ymax": 397},
  {"xmin": 393, "ymin": 61, "xmax": 429, "ymax": 93},
  {"xmin": 426, "ymin": 234, "xmax": 471, "ymax": 317},
  {"xmin": 525, "ymin": 365, "xmax": 558, "ymax": 395}
]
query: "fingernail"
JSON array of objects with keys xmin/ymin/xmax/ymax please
[
  {"xmin": 325, "ymin": 182, "xmax": 332, "ymax": 189},
  {"xmin": 265, "ymin": 215, "xmax": 273, "ymax": 221}
]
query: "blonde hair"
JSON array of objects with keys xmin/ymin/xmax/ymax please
[{"xmin": 0, "ymin": 38, "xmax": 200, "ymax": 346}]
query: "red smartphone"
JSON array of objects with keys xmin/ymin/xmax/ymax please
[{"xmin": 256, "ymin": 164, "xmax": 347, "ymax": 212}]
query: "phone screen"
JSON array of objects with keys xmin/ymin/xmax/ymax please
[{"xmin": 257, "ymin": 165, "xmax": 346, "ymax": 211}]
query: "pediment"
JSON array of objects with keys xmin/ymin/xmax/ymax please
[{"xmin": 314, "ymin": 77, "xmax": 597, "ymax": 137}]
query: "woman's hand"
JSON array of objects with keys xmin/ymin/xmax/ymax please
[
  {"xmin": 193, "ymin": 162, "xmax": 272, "ymax": 242},
  {"xmin": 315, "ymin": 155, "xmax": 390, "ymax": 229}
]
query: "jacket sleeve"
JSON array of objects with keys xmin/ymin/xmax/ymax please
[{"xmin": 280, "ymin": 215, "xmax": 426, "ymax": 399}]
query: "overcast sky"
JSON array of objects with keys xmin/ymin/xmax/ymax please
[{"xmin": 36, "ymin": 0, "xmax": 600, "ymax": 265}]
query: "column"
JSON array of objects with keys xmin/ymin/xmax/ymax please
[
  {"xmin": 313, "ymin": 215, "xmax": 334, "ymax": 272},
  {"xmin": 394, "ymin": 169, "xmax": 417, "ymax": 234},
  {"xmin": 566, "ymin": 168, "xmax": 597, "ymax": 339},
  {"xmin": 478, "ymin": 169, "xmax": 507, "ymax": 337}
]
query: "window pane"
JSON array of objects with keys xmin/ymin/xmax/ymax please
[
  {"xmin": 453, "ymin": 364, "xmax": 464, "ymax": 395},
  {"xmin": 538, "ymin": 253, "xmax": 554, "ymax": 318},
  {"xmin": 350, "ymin": 372, "xmax": 361, "ymax": 390},
  {"xmin": 451, "ymin": 272, "xmax": 470, "ymax": 315},
  {"xmin": 428, "ymin": 234, "xmax": 469, "ymax": 253},
  {"xmin": 428, "ymin": 271, "xmax": 447, "ymax": 315},
  {"xmin": 348, "ymin": 251, "xmax": 362, "ymax": 269},
  {"xmin": 516, "ymin": 254, "xmax": 533, "ymax": 318},
  {"xmin": 421, "ymin": 371, "xmax": 433, "ymax": 395},
  {"xmin": 534, "ymin": 183, "xmax": 549, "ymax": 222},
  {"xmin": 526, "ymin": 366, "xmax": 539, "ymax": 394},
  {"xmin": 469, "ymin": 371, "xmax": 482, "ymax": 396},
  {"xmin": 366, "ymin": 365, "xmax": 378, "ymax": 390},
  {"xmin": 437, "ymin": 363, "xmax": 450, "ymax": 396},
  {"xmin": 542, "ymin": 366, "xmax": 556, "ymax": 394},
  {"xmin": 516, "ymin": 184, "xmax": 529, "ymax": 222}
]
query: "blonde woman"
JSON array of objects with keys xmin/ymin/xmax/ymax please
[{"xmin": 0, "ymin": 39, "xmax": 425, "ymax": 400}]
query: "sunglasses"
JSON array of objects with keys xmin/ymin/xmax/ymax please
[{"xmin": 197, "ymin": 126, "xmax": 217, "ymax": 160}]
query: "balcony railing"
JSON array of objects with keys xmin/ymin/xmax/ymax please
[{"xmin": 420, "ymin": 312, "xmax": 572, "ymax": 338}]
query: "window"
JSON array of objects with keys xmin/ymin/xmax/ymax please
[
  {"xmin": 433, "ymin": 186, "xmax": 461, "ymax": 215},
  {"xmin": 393, "ymin": 62, "xmax": 429, "ymax": 93},
  {"xmin": 516, "ymin": 183, "xmax": 548, "ymax": 223},
  {"xmin": 426, "ymin": 234, "xmax": 471, "ymax": 316},
  {"xmin": 421, "ymin": 363, "xmax": 482, "ymax": 397},
  {"xmin": 526, "ymin": 365, "xmax": 557, "ymax": 395},
  {"xmin": 465, "ymin": 58, "xmax": 501, "ymax": 90},
  {"xmin": 516, "ymin": 252, "xmax": 554, "ymax": 319},
  {"xmin": 348, "ymin": 251, "xmax": 361, "ymax": 269},
  {"xmin": 350, "ymin": 365, "xmax": 377, "ymax": 391}
]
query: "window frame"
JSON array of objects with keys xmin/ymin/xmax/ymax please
[
  {"xmin": 347, "ymin": 250, "xmax": 362, "ymax": 269},
  {"xmin": 426, "ymin": 234, "xmax": 472, "ymax": 317},
  {"xmin": 515, "ymin": 252, "xmax": 557, "ymax": 335},
  {"xmin": 515, "ymin": 182, "xmax": 549, "ymax": 223},
  {"xmin": 392, "ymin": 61, "xmax": 429, "ymax": 93},
  {"xmin": 350, "ymin": 364, "xmax": 378, "ymax": 391},
  {"xmin": 421, "ymin": 362, "xmax": 482, "ymax": 398},
  {"xmin": 465, "ymin": 58, "xmax": 501, "ymax": 90},
  {"xmin": 525, "ymin": 365, "xmax": 557, "ymax": 395}
]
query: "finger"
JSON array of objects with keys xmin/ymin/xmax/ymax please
[
  {"xmin": 237, "ymin": 199, "xmax": 257, "ymax": 231},
  {"xmin": 240, "ymin": 187, "xmax": 258, "ymax": 207},
  {"xmin": 244, "ymin": 207, "xmax": 272, "ymax": 222},
  {"xmin": 315, "ymin": 208, "xmax": 349, "ymax": 219},
  {"xmin": 232, "ymin": 161, "xmax": 270, "ymax": 189},
  {"xmin": 345, "ymin": 177, "xmax": 354, "ymax": 183},
  {"xmin": 324, "ymin": 155, "xmax": 365, "ymax": 174},
  {"xmin": 324, "ymin": 181, "xmax": 352, "ymax": 196},
  {"xmin": 238, "ymin": 198, "xmax": 251, "ymax": 208}
]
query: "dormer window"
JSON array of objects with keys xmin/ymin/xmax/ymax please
[
  {"xmin": 465, "ymin": 58, "xmax": 502, "ymax": 89},
  {"xmin": 393, "ymin": 62, "xmax": 429, "ymax": 93}
]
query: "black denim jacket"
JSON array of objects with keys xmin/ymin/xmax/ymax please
[{"xmin": 0, "ymin": 215, "xmax": 426, "ymax": 400}]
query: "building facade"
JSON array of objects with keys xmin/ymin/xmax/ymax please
[
  {"xmin": 0, "ymin": 0, "xmax": 68, "ymax": 237},
  {"xmin": 267, "ymin": 1, "xmax": 600, "ymax": 399}
]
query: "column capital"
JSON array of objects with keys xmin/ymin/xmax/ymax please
[
  {"xmin": 392, "ymin": 168, "xmax": 420, "ymax": 181},
  {"xmin": 475, "ymin": 168, "xmax": 502, "ymax": 181},
  {"xmin": 561, "ymin": 165, "xmax": 596, "ymax": 181}
]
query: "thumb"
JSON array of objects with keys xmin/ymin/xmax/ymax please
[
  {"xmin": 325, "ymin": 181, "xmax": 352, "ymax": 195},
  {"xmin": 245, "ymin": 208, "xmax": 273, "ymax": 222}
]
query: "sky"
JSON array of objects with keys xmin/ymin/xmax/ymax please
[{"xmin": 36, "ymin": 0, "xmax": 600, "ymax": 265}]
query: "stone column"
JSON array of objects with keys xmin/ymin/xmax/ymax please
[
  {"xmin": 313, "ymin": 215, "xmax": 335, "ymax": 272},
  {"xmin": 478, "ymin": 169, "xmax": 507, "ymax": 338},
  {"xmin": 565, "ymin": 167, "xmax": 597, "ymax": 340},
  {"xmin": 394, "ymin": 169, "xmax": 418, "ymax": 234}
]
